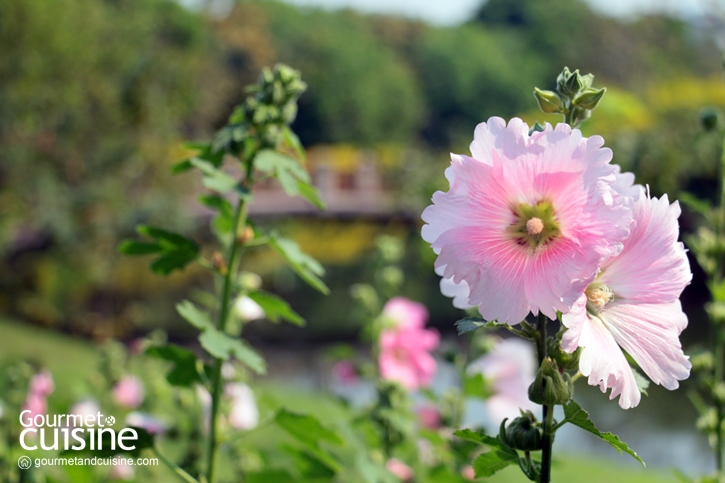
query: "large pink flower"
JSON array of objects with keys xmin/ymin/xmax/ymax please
[
  {"xmin": 422, "ymin": 117, "xmax": 632, "ymax": 323},
  {"xmin": 468, "ymin": 338, "xmax": 538, "ymax": 424},
  {"xmin": 562, "ymin": 188, "xmax": 692, "ymax": 408},
  {"xmin": 378, "ymin": 298, "xmax": 439, "ymax": 390}
]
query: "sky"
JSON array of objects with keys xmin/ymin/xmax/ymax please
[{"xmin": 279, "ymin": 0, "xmax": 708, "ymax": 25}]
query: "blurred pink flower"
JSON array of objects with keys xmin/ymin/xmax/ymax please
[
  {"xmin": 416, "ymin": 404, "xmax": 441, "ymax": 430},
  {"xmin": 71, "ymin": 399, "xmax": 100, "ymax": 425},
  {"xmin": 113, "ymin": 376, "xmax": 144, "ymax": 409},
  {"xmin": 422, "ymin": 118, "xmax": 632, "ymax": 324},
  {"xmin": 126, "ymin": 412, "xmax": 166, "ymax": 434},
  {"xmin": 332, "ymin": 360, "xmax": 358, "ymax": 384},
  {"xmin": 562, "ymin": 189, "xmax": 692, "ymax": 409},
  {"xmin": 462, "ymin": 465, "xmax": 476, "ymax": 480},
  {"xmin": 386, "ymin": 458, "xmax": 414, "ymax": 481},
  {"xmin": 29, "ymin": 370, "xmax": 54, "ymax": 396},
  {"xmin": 468, "ymin": 338, "xmax": 538, "ymax": 424},
  {"xmin": 226, "ymin": 383, "xmax": 259, "ymax": 430},
  {"xmin": 109, "ymin": 456, "xmax": 135, "ymax": 481},
  {"xmin": 378, "ymin": 298, "xmax": 439, "ymax": 390}
]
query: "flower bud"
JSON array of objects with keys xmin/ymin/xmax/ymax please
[
  {"xmin": 528, "ymin": 358, "xmax": 572, "ymax": 406},
  {"xmin": 547, "ymin": 338, "xmax": 580, "ymax": 372},
  {"xmin": 236, "ymin": 225, "xmax": 255, "ymax": 246},
  {"xmin": 533, "ymin": 88, "xmax": 563, "ymax": 114},
  {"xmin": 212, "ymin": 252, "xmax": 228, "ymax": 276},
  {"xmin": 691, "ymin": 351, "xmax": 714, "ymax": 373},
  {"xmin": 503, "ymin": 411, "xmax": 544, "ymax": 451},
  {"xmin": 573, "ymin": 87, "xmax": 606, "ymax": 110}
]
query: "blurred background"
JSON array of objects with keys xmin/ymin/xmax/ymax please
[{"xmin": 2, "ymin": 0, "xmax": 725, "ymax": 478}]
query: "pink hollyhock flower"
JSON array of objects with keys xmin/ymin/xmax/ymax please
[
  {"xmin": 416, "ymin": 404, "xmax": 442, "ymax": 429},
  {"xmin": 110, "ymin": 456, "xmax": 135, "ymax": 481},
  {"xmin": 468, "ymin": 338, "xmax": 538, "ymax": 424},
  {"xmin": 126, "ymin": 412, "xmax": 166, "ymax": 434},
  {"xmin": 113, "ymin": 376, "xmax": 144, "ymax": 409},
  {"xmin": 29, "ymin": 370, "xmax": 54, "ymax": 397},
  {"xmin": 462, "ymin": 465, "xmax": 476, "ymax": 480},
  {"xmin": 332, "ymin": 360, "xmax": 358, "ymax": 384},
  {"xmin": 226, "ymin": 383, "xmax": 259, "ymax": 430},
  {"xmin": 378, "ymin": 298, "xmax": 440, "ymax": 390},
  {"xmin": 386, "ymin": 458, "xmax": 414, "ymax": 481},
  {"xmin": 70, "ymin": 399, "xmax": 101, "ymax": 424},
  {"xmin": 562, "ymin": 188, "xmax": 692, "ymax": 409},
  {"xmin": 422, "ymin": 117, "xmax": 632, "ymax": 323}
]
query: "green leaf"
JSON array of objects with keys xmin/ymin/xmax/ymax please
[
  {"xmin": 176, "ymin": 300, "xmax": 214, "ymax": 330},
  {"xmin": 199, "ymin": 194, "xmax": 235, "ymax": 234},
  {"xmin": 679, "ymin": 191, "xmax": 712, "ymax": 218},
  {"xmin": 297, "ymin": 179, "xmax": 326, "ymax": 210},
  {"xmin": 269, "ymin": 233, "xmax": 330, "ymax": 295},
  {"xmin": 563, "ymin": 400, "xmax": 644, "ymax": 465},
  {"xmin": 190, "ymin": 158, "xmax": 239, "ymax": 193},
  {"xmin": 198, "ymin": 329, "xmax": 267, "ymax": 374},
  {"xmin": 281, "ymin": 445, "xmax": 338, "ymax": 478},
  {"xmin": 247, "ymin": 470, "xmax": 297, "ymax": 483},
  {"xmin": 149, "ymin": 250, "xmax": 199, "ymax": 275},
  {"xmin": 171, "ymin": 159, "xmax": 193, "ymax": 174},
  {"xmin": 136, "ymin": 225, "xmax": 198, "ymax": 252},
  {"xmin": 455, "ymin": 317, "xmax": 505, "ymax": 335},
  {"xmin": 472, "ymin": 450, "xmax": 519, "ymax": 478},
  {"xmin": 118, "ymin": 241, "xmax": 162, "ymax": 255},
  {"xmin": 463, "ymin": 373, "xmax": 489, "ymax": 398},
  {"xmin": 632, "ymin": 368, "xmax": 650, "ymax": 396},
  {"xmin": 145, "ymin": 344, "xmax": 201, "ymax": 387},
  {"xmin": 453, "ymin": 429, "xmax": 515, "ymax": 456},
  {"xmin": 275, "ymin": 409, "xmax": 344, "ymax": 448},
  {"xmin": 283, "ymin": 126, "xmax": 306, "ymax": 163},
  {"xmin": 248, "ymin": 290, "xmax": 305, "ymax": 326}
]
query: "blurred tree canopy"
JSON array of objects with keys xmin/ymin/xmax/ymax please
[{"xmin": 1, "ymin": 0, "xmax": 724, "ymax": 338}]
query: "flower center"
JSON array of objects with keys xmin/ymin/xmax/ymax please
[
  {"xmin": 585, "ymin": 284, "xmax": 613, "ymax": 313},
  {"xmin": 508, "ymin": 200, "xmax": 561, "ymax": 250}
]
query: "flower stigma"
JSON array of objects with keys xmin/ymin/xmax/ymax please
[
  {"xmin": 508, "ymin": 200, "xmax": 561, "ymax": 250},
  {"xmin": 585, "ymin": 284, "xmax": 614, "ymax": 313}
]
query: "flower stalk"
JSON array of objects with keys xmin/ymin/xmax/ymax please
[{"xmin": 536, "ymin": 312, "xmax": 554, "ymax": 483}]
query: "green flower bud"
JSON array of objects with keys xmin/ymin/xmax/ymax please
[
  {"xmin": 573, "ymin": 87, "xmax": 606, "ymax": 110},
  {"xmin": 700, "ymin": 108, "xmax": 720, "ymax": 132},
  {"xmin": 503, "ymin": 411, "xmax": 544, "ymax": 451},
  {"xmin": 533, "ymin": 88, "xmax": 563, "ymax": 114},
  {"xmin": 556, "ymin": 67, "xmax": 573, "ymax": 95},
  {"xmin": 570, "ymin": 106, "xmax": 591, "ymax": 126},
  {"xmin": 528, "ymin": 358, "xmax": 573, "ymax": 406},
  {"xmin": 547, "ymin": 337, "xmax": 581, "ymax": 372}
]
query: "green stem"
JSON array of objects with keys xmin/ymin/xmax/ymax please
[
  {"xmin": 153, "ymin": 447, "xmax": 200, "ymax": 483},
  {"xmin": 206, "ymin": 189, "xmax": 251, "ymax": 483},
  {"xmin": 714, "ymin": 131, "xmax": 725, "ymax": 482},
  {"xmin": 536, "ymin": 312, "xmax": 554, "ymax": 483}
]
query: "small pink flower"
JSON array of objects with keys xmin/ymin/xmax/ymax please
[
  {"xmin": 29, "ymin": 370, "xmax": 54, "ymax": 397},
  {"xmin": 386, "ymin": 458, "xmax": 414, "ymax": 481},
  {"xmin": 462, "ymin": 465, "xmax": 476, "ymax": 480},
  {"xmin": 109, "ymin": 456, "xmax": 135, "ymax": 481},
  {"xmin": 378, "ymin": 298, "xmax": 439, "ymax": 390},
  {"xmin": 422, "ymin": 118, "xmax": 632, "ymax": 323},
  {"xmin": 113, "ymin": 376, "xmax": 144, "ymax": 409},
  {"xmin": 126, "ymin": 412, "xmax": 166, "ymax": 434},
  {"xmin": 468, "ymin": 338, "xmax": 538, "ymax": 424},
  {"xmin": 562, "ymin": 189, "xmax": 692, "ymax": 408},
  {"xmin": 226, "ymin": 383, "xmax": 259, "ymax": 430},
  {"xmin": 416, "ymin": 404, "xmax": 441, "ymax": 429},
  {"xmin": 332, "ymin": 360, "xmax": 358, "ymax": 384}
]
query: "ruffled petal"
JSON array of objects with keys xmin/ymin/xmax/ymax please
[{"xmin": 599, "ymin": 301, "xmax": 691, "ymax": 390}]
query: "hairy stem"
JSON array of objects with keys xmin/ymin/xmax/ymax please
[{"xmin": 536, "ymin": 312, "xmax": 554, "ymax": 483}]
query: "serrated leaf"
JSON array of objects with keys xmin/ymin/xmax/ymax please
[
  {"xmin": 145, "ymin": 344, "xmax": 201, "ymax": 387},
  {"xmin": 269, "ymin": 233, "xmax": 330, "ymax": 295},
  {"xmin": 297, "ymin": 179, "xmax": 326, "ymax": 210},
  {"xmin": 118, "ymin": 241, "xmax": 162, "ymax": 255},
  {"xmin": 176, "ymin": 300, "xmax": 214, "ymax": 330},
  {"xmin": 198, "ymin": 329, "xmax": 266, "ymax": 374},
  {"xmin": 455, "ymin": 317, "xmax": 505, "ymax": 335},
  {"xmin": 563, "ymin": 400, "xmax": 644, "ymax": 465},
  {"xmin": 453, "ymin": 429, "xmax": 516, "ymax": 456},
  {"xmin": 248, "ymin": 290, "xmax": 305, "ymax": 326},
  {"xmin": 190, "ymin": 158, "xmax": 239, "ymax": 193},
  {"xmin": 473, "ymin": 450, "xmax": 519, "ymax": 478},
  {"xmin": 136, "ymin": 226, "xmax": 198, "ymax": 252},
  {"xmin": 276, "ymin": 409, "xmax": 344, "ymax": 448}
]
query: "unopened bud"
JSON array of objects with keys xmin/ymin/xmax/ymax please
[
  {"xmin": 534, "ymin": 88, "xmax": 563, "ymax": 114},
  {"xmin": 237, "ymin": 225, "xmax": 255, "ymax": 245},
  {"xmin": 212, "ymin": 252, "xmax": 228, "ymax": 276},
  {"xmin": 548, "ymin": 338, "xmax": 581, "ymax": 372},
  {"xmin": 528, "ymin": 358, "xmax": 573, "ymax": 406},
  {"xmin": 503, "ymin": 411, "xmax": 544, "ymax": 451},
  {"xmin": 573, "ymin": 87, "xmax": 606, "ymax": 110}
]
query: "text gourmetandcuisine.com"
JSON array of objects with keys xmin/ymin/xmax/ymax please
[{"xmin": 18, "ymin": 410, "xmax": 139, "ymax": 451}]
